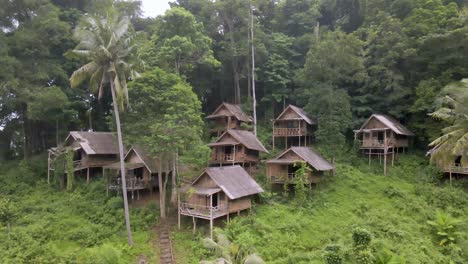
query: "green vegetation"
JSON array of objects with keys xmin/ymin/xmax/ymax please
[
  {"xmin": 0, "ymin": 157, "xmax": 157, "ymax": 263},
  {"xmin": 173, "ymin": 154, "xmax": 468, "ymax": 263}
]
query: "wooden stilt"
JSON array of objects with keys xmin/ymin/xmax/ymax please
[
  {"xmin": 192, "ymin": 216, "xmax": 196, "ymax": 234},
  {"xmin": 178, "ymin": 193, "xmax": 181, "ymax": 229},
  {"xmin": 449, "ymin": 170, "xmax": 452, "ymax": 186},
  {"xmin": 392, "ymin": 148, "xmax": 395, "ymax": 167},
  {"xmin": 384, "ymin": 149, "xmax": 387, "ymax": 176},
  {"xmin": 47, "ymin": 152, "xmax": 51, "ymax": 184},
  {"xmin": 368, "ymin": 150, "xmax": 371, "ymax": 166},
  {"xmin": 227, "ymin": 213, "xmax": 230, "ymax": 224},
  {"xmin": 285, "ymin": 137, "xmax": 287, "ymax": 150},
  {"xmin": 210, "ymin": 194, "xmax": 213, "ymax": 239},
  {"xmin": 298, "ymin": 121, "xmax": 301, "ymax": 146},
  {"xmin": 86, "ymin": 168, "xmax": 90, "ymax": 184}
]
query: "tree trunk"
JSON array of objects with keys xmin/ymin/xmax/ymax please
[
  {"xmin": 170, "ymin": 152, "xmax": 178, "ymax": 206},
  {"xmin": 158, "ymin": 155, "xmax": 166, "ymax": 219},
  {"xmin": 250, "ymin": 1, "xmax": 257, "ymax": 136},
  {"xmin": 110, "ymin": 79, "xmax": 134, "ymax": 246}
]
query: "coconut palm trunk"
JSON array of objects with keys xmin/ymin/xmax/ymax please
[{"xmin": 110, "ymin": 78, "xmax": 133, "ymax": 245}]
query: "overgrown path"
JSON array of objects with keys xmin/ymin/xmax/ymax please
[{"xmin": 158, "ymin": 220, "xmax": 175, "ymax": 264}]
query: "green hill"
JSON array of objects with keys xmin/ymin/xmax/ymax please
[{"xmin": 173, "ymin": 153, "xmax": 468, "ymax": 263}]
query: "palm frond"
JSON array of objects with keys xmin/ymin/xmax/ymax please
[{"xmin": 70, "ymin": 62, "xmax": 98, "ymax": 88}]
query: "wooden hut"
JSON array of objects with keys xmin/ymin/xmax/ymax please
[
  {"xmin": 272, "ymin": 105, "xmax": 316, "ymax": 150},
  {"xmin": 206, "ymin": 103, "xmax": 252, "ymax": 137},
  {"xmin": 104, "ymin": 146, "xmax": 171, "ymax": 199},
  {"xmin": 208, "ymin": 129, "xmax": 268, "ymax": 167},
  {"xmin": 354, "ymin": 114, "xmax": 414, "ymax": 175},
  {"xmin": 266, "ymin": 147, "xmax": 334, "ymax": 185},
  {"xmin": 427, "ymin": 147, "xmax": 468, "ymax": 182},
  {"xmin": 48, "ymin": 131, "xmax": 119, "ymax": 183},
  {"xmin": 178, "ymin": 165, "xmax": 263, "ymax": 238}
]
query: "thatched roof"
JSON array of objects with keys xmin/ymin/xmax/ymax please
[
  {"xmin": 267, "ymin": 147, "xmax": 334, "ymax": 171},
  {"xmin": 358, "ymin": 114, "xmax": 414, "ymax": 136},
  {"xmin": 65, "ymin": 131, "xmax": 119, "ymax": 155},
  {"xmin": 208, "ymin": 129, "xmax": 268, "ymax": 153},
  {"xmin": 125, "ymin": 146, "xmax": 159, "ymax": 173},
  {"xmin": 275, "ymin": 105, "xmax": 316, "ymax": 125},
  {"xmin": 193, "ymin": 165, "xmax": 264, "ymax": 199},
  {"xmin": 206, "ymin": 103, "xmax": 252, "ymax": 123}
]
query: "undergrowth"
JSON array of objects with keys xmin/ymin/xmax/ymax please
[
  {"xmin": 173, "ymin": 153, "xmax": 468, "ymax": 263},
  {"xmin": 0, "ymin": 155, "xmax": 158, "ymax": 263}
]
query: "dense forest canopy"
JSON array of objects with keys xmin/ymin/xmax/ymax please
[{"xmin": 0, "ymin": 0, "xmax": 467, "ymax": 160}]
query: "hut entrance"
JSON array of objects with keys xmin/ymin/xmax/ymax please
[
  {"xmin": 455, "ymin": 156, "xmax": 461, "ymax": 166},
  {"xmin": 377, "ymin": 131, "xmax": 384, "ymax": 142},
  {"xmin": 212, "ymin": 194, "xmax": 219, "ymax": 207}
]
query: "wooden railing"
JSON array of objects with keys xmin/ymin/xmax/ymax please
[
  {"xmin": 270, "ymin": 172, "xmax": 296, "ymax": 183},
  {"xmin": 224, "ymin": 153, "xmax": 234, "ymax": 161},
  {"xmin": 108, "ymin": 177, "xmax": 147, "ymax": 191},
  {"xmin": 73, "ymin": 160, "xmax": 82, "ymax": 169},
  {"xmin": 445, "ymin": 165, "xmax": 468, "ymax": 174},
  {"xmin": 359, "ymin": 139, "xmax": 395, "ymax": 148},
  {"xmin": 179, "ymin": 203, "xmax": 228, "ymax": 218},
  {"xmin": 273, "ymin": 127, "xmax": 306, "ymax": 136}
]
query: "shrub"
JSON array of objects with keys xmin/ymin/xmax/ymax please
[
  {"xmin": 427, "ymin": 211, "xmax": 462, "ymax": 246},
  {"xmin": 322, "ymin": 244, "xmax": 343, "ymax": 264},
  {"xmin": 352, "ymin": 227, "xmax": 372, "ymax": 250}
]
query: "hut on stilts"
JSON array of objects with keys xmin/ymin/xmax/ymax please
[
  {"xmin": 266, "ymin": 147, "xmax": 334, "ymax": 186},
  {"xmin": 178, "ymin": 165, "xmax": 263, "ymax": 239},
  {"xmin": 354, "ymin": 114, "xmax": 414, "ymax": 175},
  {"xmin": 206, "ymin": 103, "xmax": 253, "ymax": 137},
  {"xmin": 47, "ymin": 131, "xmax": 119, "ymax": 184},
  {"xmin": 272, "ymin": 105, "xmax": 316, "ymax": 150}
]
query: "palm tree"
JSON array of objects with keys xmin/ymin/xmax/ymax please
[
  {"xmin": 69, "ymin": 11, "xmax": 141, "ymax": 246},
  {"xmin": 429, "ymin": 79, "xmax": 468, "ymax": 168}
]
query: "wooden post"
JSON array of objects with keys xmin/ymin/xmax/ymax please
[
  {"xmin": 368, "ymin": 150, "xmax": 371, "ymax": 167},
  {"xmin": 233, "ymin": 144, "xmax": 236, "ymax": 165},
  {"xmin": 392, "ymin": 148, "xmax": 395, "ymax": 167},
  {"xmin": 227, "ymin": 213, "xmax": 230, "ymax": 224},
  {"xmin": 449, "ymin": 169, "xmax": 452, "ymax": 186},
  {"xmin": 192, "ymin": 216, "xmax": 196, "ymax": 234},
  {"xmin": 210, "ymin": 194, "xmax": 213, "ymax": 239},
  {"xmin": 384, "ymin": 131, "xmax": 387, "ymax": 176},
  {"xmin": 298, "ymin": 121, "xmax": 301, "ymax": 146},
  {"xmin": 47, "ymin": 151, "xmax": 51, "ymax": 184},
  {"xmin": 285, "ymin": 137, "xmax": 288, "ymax": 150},
  {"xmin": 87, "ymin": 167, "xmax": 90, "ymax": 184},
  {"xmin": 177, "ymin": 193, "xmax": 181, "ymax": 229}
]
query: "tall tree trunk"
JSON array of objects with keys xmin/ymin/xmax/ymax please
[
  {"xmin": 170, "ymin": 152, "xmax": 178, "ymax": 206},
  {"xmin": 110, "ymin": 79, "xmax": 134, "ymax": 246},
  {"xmin": 250, "ymin": 1, "xmax": 257, "ymax": 136},
  {"xmin": 158, "ymin": 155, "xmax": 166, "ymax": 219}
]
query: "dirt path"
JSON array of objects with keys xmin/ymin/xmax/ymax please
[{"xmin": 158, "ymin": 220, "xmax": 175, "ymax": 264}]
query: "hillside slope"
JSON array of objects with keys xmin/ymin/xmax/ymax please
[{"xmin": 174, "ymin": 154, "xmax": 468, "ymax": 263}]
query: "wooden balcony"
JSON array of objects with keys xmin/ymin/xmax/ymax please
[
  {"xmin": 108, "ymin": 177, "xmax": 148, "ymax": 191},
  {"xmin": 270, "ymin": 172, "xmax": 295, "ymax": 183},
  {"xmin": 179, "ymin": 203, "xmax": 228, "ymax": 220},
  {"xmin": 273, "ymin": 127, "xmax": 307, "ymax": 137},
  {"xmin": 445, "ymin": 165, "xmax": 468, "ymax": 175},
  {"xmin": 359, "ymin": 139, "xmax": 395, "ymax": 148}
]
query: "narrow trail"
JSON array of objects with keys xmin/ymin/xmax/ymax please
[{"xmin": 158, "ymin": 220, "xmax": 176, "ymax": 264}]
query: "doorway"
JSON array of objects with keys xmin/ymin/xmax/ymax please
[{"xmin": 212, "ymin": 193, "xmax": 218, "ymax": 208}]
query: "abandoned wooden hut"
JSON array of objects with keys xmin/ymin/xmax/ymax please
[
  {"xmin": 104, "ymin": 146, "xmax": 171, "ymax": 200},
  {"xmin": 208, "ymin": 129, "xmax": 268, "ymax": 167},
  {"xmin": 266, "ymin": 147, "xmax": 334, "ymax": 185},
  {"xmin": 427, "ymin": 147, "xmax": 468, "ymax": 181},
  {"xmin": 354, "ymin": 114, "xmax": 414, "ymax": 175},
  {"xmin": 206, "ymin": 103, "xmax": 253, "ymax": 137},
  {"xmin": 178, "ymin": 165, "xmax": 263, "ymax": 238},
  {"xmin": 272, "ymin": 105, "xmax": 317, "ymax": 150},
  {"xmin": 48, "ymin": 131, "xmax": 119, "ymax": 182}
]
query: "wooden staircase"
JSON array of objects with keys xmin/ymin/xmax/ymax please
[{"xmin": 158, "ymin": 221, "xmax": 175, "ymax": 264}]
